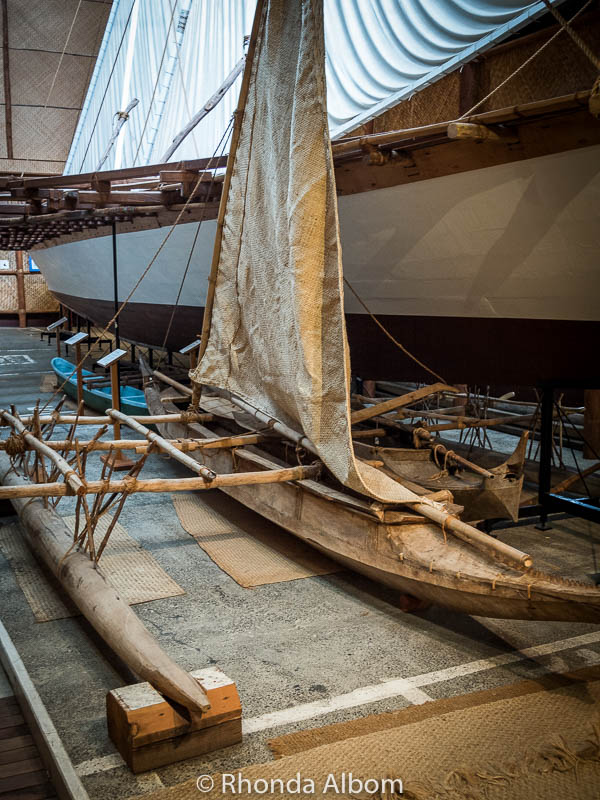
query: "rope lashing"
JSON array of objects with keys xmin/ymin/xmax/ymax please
[{"xmin": 4, "ymin": 432, "xmax": 26, "ymax": 457}]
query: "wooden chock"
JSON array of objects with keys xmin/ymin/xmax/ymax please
[{"xmin": 107, "ymin": 667, "xmax": 242, "ymax": 773}]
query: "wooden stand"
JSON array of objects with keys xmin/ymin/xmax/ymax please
[
  {"xmin": 101, "ymin": 361, "xmax": 134, "ymax": 470},
  {"xmin": 107, "ymin": 668, "xmax": 241, "ymax": 773}
]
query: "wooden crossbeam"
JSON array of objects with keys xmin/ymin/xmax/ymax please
[
  {"xmin": 0, "ymin": 464, "xmax": 321, "ymax": 500},
  {"xmin": 351, "ymin": 383, "xmax": 457, "ymax": 424}
]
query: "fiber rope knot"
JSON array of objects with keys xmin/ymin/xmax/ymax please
[
  {"xmin": 121, "ymin": 475, "xmax": 137, "ymax": 492},
  {"xmin": 180, "ymin": 409, "xmax": 200, "ymax": 425},
  {"xmin": 412, "ymin": 427, "xmax": 430, "ymax": 449},
  {"xmin": 4, "ymin": 432, "xmax": 27, "ymax": 457}
]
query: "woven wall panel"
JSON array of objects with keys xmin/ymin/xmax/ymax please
[
  {"xmin": 0, "ymin": 155, "xmax": 65, "ymax": 173},
  {"xmin": 0, "ymin": 250, "xmax": 17, "ymax": 269},
  {"xmin": 24, "ymin": 274, "xmax": 59, "ymax": 312},
  {"xmin": 0, "ymin": 274, "xmax": 17, "ymax": 312},
  {"xmin": 10, "ymin": 50, "xmax": 96, "ymax": 108},
  {"xmin": 11, "ymin": 106, "xmax": 79, "ymax": 161},
  {"xmin": 373, "ymin": 71, "xmax": 461, "ymax": 134},
  {"xmin": 479, "ymin": 16, "xmax": 600, "ymax": 112},
  {"xmin": 7, "ymin": 0, "xmax": 110, "ymax": 56}
]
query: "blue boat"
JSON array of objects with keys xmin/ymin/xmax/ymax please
[{"xmin": 50, "ymin": 357, "xmax": 148, "ymax": 416}]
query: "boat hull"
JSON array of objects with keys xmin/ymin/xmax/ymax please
[
  {"xmin": 144, "ymin": 381, "xmax": 600, "ymax": 622},
  {"xmin": 34, "ymin": 144, "xmax": 600, "ymax": 385}
]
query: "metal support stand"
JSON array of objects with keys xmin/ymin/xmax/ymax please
[{"xmin": 536, "ymin": 379, "xmax": 600, "ymax": 527}]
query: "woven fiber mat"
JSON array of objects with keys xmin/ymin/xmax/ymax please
[
  {"xmin": 172, "ymin": 492, "xmax": 339, "ymax": 588},
  {"xmin": 134, "ymin": 670, "xmax": 600, "ymax": 800},
  {"xmin": 0, "ymin": 516, "xmax": 184, "ymax": 622}
]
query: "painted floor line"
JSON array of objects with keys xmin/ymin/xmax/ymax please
[
  {"xmin": 74, "ymin": 631, "xmax": 600, "ymax": 775},
  {"xmin": 242, "ymin": 631, "xmax": 600, "ymax": 734}
]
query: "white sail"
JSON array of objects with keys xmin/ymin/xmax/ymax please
[{"xmin": 191, "ymin": 0, "xmax": 439, "ymax": 506}]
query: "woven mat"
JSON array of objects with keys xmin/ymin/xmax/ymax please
[
  {"xmin": 133, "ymin": 670, "xmax": 600, "ymax": 800},
  {"xmin": 172, "ymin": 493, "xmax": 339, "ymax": 588},
  {"xmin": 0, "ymin": 516, "xmax": 184, "ymax": 622}
]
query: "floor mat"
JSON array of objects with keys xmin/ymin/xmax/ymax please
[
  {"xmin": 132, "ymin": 670, "xmax": 600, "ymax": 800},
  {"xmin": 0, "ymin": 515, "xmax": 184, "ymax": 622},
  {"xmin": 172, "ymin": 492, "xmax": 339, "ymax": 588}
]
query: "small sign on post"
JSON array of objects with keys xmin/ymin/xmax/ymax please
[
  {"xmin": 179, "ymin": 337, "xmax": 203, "ymax": 370},
  {"xmin": 65, "ymin": 332, "xmax": 89, "ymax": 409},
  {"xmin": 47, "ymin": 316, "xmax": 68, "ymax": 358},
  {"xmin": 97, "ymin": 349, "xmax": 134, "ymax": 470}
]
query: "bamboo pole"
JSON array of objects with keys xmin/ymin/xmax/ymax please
[
  {"xmin": 351, "ymin": 383, "xmax": 458, "ymax": 424},
  {"xmin": 1, "ymin": 432, "xmax": 269, "ymax": 454},
  {"xmin": 0, "ymin": 463, "xmax": 321, "ymax": 500},
  {"xmin": 0, "ymin": 451, "xmax": 211, "ymax": 715},
  {"xmin": 0, "ymin": 410, "xmax": 85, "ymax": 495},
  {"xmin": 2, "ymin": 412, "xmax": 213, "ymax": 427},
  {"xmin": 409, "ymin": 501, "xmax": 532, "ymax": 570},
  {"xmin": 152, "ymin": 369, "xmax": 193, "ymax": 396},
  {"xmin": 107, "ymin": 409, "xmax": 216, "ymax": 482}
]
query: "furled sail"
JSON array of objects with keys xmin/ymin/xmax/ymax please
[{"xmin": 191, "ymin": 0, "xmax": 434, "ymax": 507}]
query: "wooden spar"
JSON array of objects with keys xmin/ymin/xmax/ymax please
[
  {"xmin": 0, "ymin": 451, "xmax": 211, "ymax": 716},
  {"xmin": 196, "ymin": 0, "xmax": 266, "ymax": 367},
  {"xmin": 0, "ymin": 409, "xmax": 85, "ymax": 496},
  {"xmin": 422, "ymin": 412, "xmax": 536, "ymax": 433},
  {"xmin": 351, "ymin": 383, "xmax": 458, "ymax": 424},
  {"xmin": 161, "ymin": 56, "xmax": 245, "ymax": 162},
  {"xmin": 152, "ymin": 369, "xmax": 193, "ymax": 396},
  {"xmin": 0, "ymin": 463, "xmax": 321, "ymax": 500},
  {"xmin": 446, "ymin": 122, "xmax": 520, "ymax": 143},
  {"xmin": 551, "ymin": 461, "xmax": 600, "ymax": 494},
  {"xmin": 97, "ymin": 98, "xmax": 139, "ymax": 171},
  {"xmin": 409, "ymin": 500, "xmax": 532, "ymax": 570},
  {"xmin": 351, "ymin": 428, "xmax": 386, "ymax": 439},
  {"xmin": 106, "ymin": 409, "xmax": 217, "ymax": 482},
  {"xmin": 1, "ymin": 432, "xmax": 269, "ymax": 453},
  {"xmin": 2, "ymin": 411, "xmax": 213, "ymax": 427}
]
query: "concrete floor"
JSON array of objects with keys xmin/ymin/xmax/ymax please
[{"xmin": 1, "ymin": 327, "xmax": 600, "ymax": 798}]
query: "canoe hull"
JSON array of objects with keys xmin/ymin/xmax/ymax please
[{"xmin": 144, "ymin": 382, "xmax": 600, "ymax": 622}]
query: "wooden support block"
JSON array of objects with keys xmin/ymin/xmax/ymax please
[{"xmin": 107, "ymin": 668, "xmax": 242, "ymax": 773}]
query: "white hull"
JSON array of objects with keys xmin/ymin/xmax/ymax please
[{"xmin": 33, "ymin": 145, "xmax": 600, "ymax": 384}]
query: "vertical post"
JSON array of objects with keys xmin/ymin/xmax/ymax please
[
  {"xmin": 15, "ymin": 251, "xmax": 26, "ymax": 328},
  {"xmin": 111, "ymin": 221, "xmax": 120, "ymax": 350},
  {"xmin": 110, "ymin": 362, "xmax": 121, "ymax": 442},
  {"xmin": 111, "ymin": 221, "xmax": 121, "ymax": 400},
  {"xmin": 536, "ymin": 385, "xmax": 554, "ymax": 530},
  {"xmin": 75, "ymin": 342, "xmax": 84, "ymax": 409}
]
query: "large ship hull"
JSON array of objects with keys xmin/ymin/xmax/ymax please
[{"xmin": 33, "ymin": 144, "xmax": 600, "ymax": 385}]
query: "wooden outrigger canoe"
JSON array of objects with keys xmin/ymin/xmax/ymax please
[
  {"xmin": 353, "ymin": 435, "xmax": 528, "ymax": 523},
  {"xmin": 145, "ymin": 375, "xmax": 600, "ymax": 623}
]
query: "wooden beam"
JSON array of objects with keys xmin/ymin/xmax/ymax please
[
  {"xmin": 0, "ymin": 620, "xmax": 89, "ymax": 800},
  {"xmin": 447, "ymin": 122, "xmax": 520, "ymax": 144},
  {"xmin": 0, "ymin": 463, "xmax": 321, "ymax": 499},
  {"xmin": 4, "ymin": 411, "xmax": 213, "ymax": 426},
  {"xmin": 1, "ymin": 0, "xmax": 13, "ymax": 160},
  {"xmin": 10, "ymin": 157, "xmax": 229, "ymax": 191},
  {"xmin": 0, "ymin": 454, "xmax": 212, "ymax": 717},
  {"xmin": 14, "ymin": 250, "xmax": 25, "ymax": 327},
  {"xmin": 351, "ymin": 383, "xmax": 457, "ymax": 424}
]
